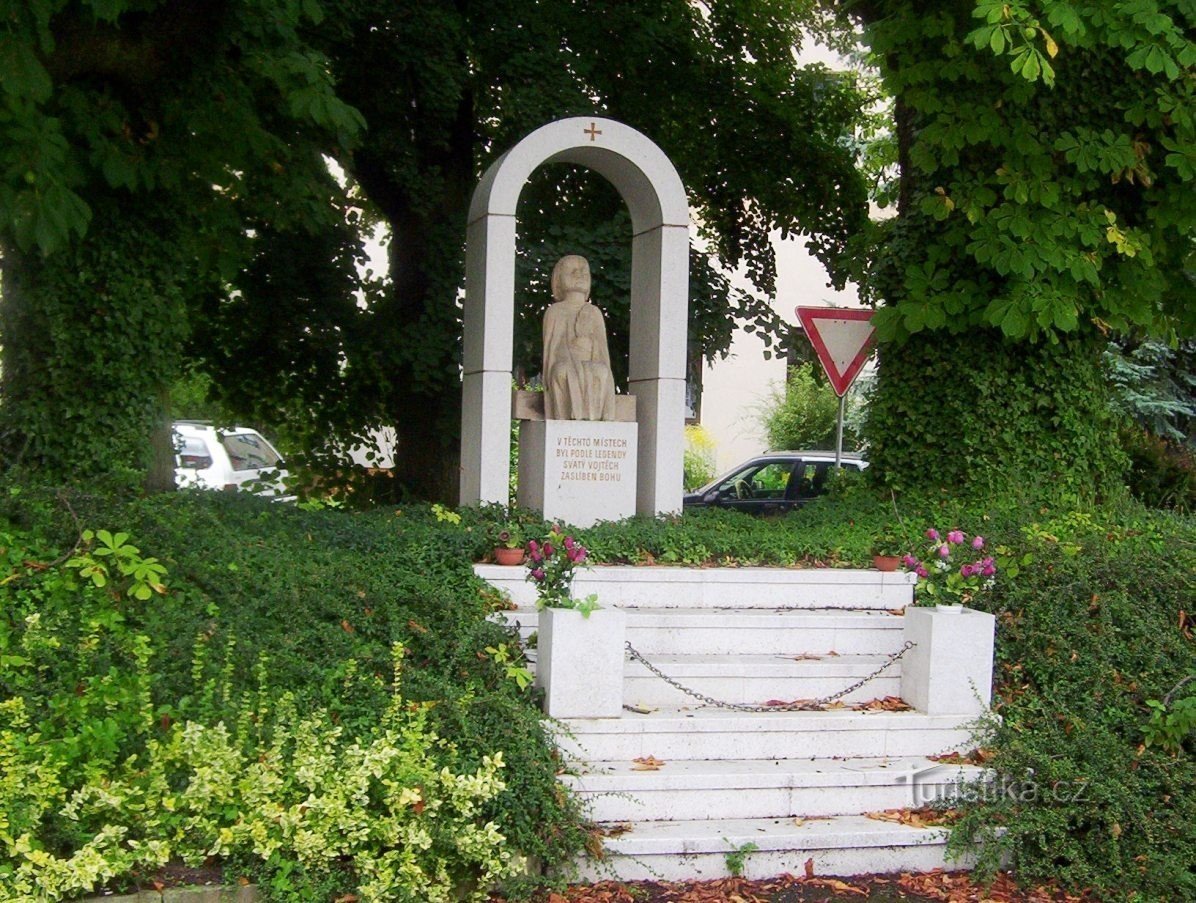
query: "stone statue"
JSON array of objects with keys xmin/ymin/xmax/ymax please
[{"xmin": 542, "ymin": 255, "xmax": 617, "ymax": 421}]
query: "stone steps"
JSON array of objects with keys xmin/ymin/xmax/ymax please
[
  {"xmin": 476, "ymin": 564, "xmax": 914, "ymax": 610},
  {"xmin": 497, "ymin": 607, "xmax": 905, "ymax": 656},
  {"xmin": 622, "ymin": 652, "xmax": 902, "ymax": 707},
  {"xmin": 572, "ymin": 813, "xmax": 976, "ymax": 882},
  {"xmin": 475, "ymin": 564, "xmax": 994, "ymax": 884},
  {"xmin": 565, "ymin": 756, "xmax": 986, "ymax": 822},
  {"xmin": 554, "ymin": 707, "xmax": 976, "ymax": 762}
]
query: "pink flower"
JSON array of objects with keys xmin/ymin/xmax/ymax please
[
  {"xmin": 981, "ymin": 557, "xmax": 996, "ymax": 577},
  {"xmin": 529, "ymin": 548, "xmax": 542, "ymax": 563},
  {"xmin": 902, "ymin": 554, "xmax": 918, "ymax": 568},
  {"xmin": 530, "ymin": 568, "xmax": 545, "ymax": 581},
  {"xmin": 915, "ymin": 565, "xmax": 929, "ymax": 579},
  {"xmin": 947, "ymin": 530, "xmax": 965, "ymax": 545},
  {"xmin": 960, "ymin": 563, "xmax": 975, "ymax": 578},
  {"xmin": 528, "ymin": 540, "xmax": 539, "ymax": 553},
  {"xmin": 972, "ymin": 535, "xmax": 985, "ymax": 550},
  {"xmin": 938, "ymin": 544, "xmax": 950, "ymax": 559},
  {"xmin": 544, "ymin": 543, "xmax": 554, "ymax": 557},
  {"xmin": 925, "ymin": 528, "xmax": 940, "ymax": 541},
  {"xmin": 564, "ymin": 536, "xmax": 575, "ymax": 550}
]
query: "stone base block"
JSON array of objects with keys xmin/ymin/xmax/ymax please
[
  {"xmin": 901, "ymin": 606, "xmax": 996, "ymax": 715},
  {"xmin": 537, "ymin": 607, "xmax": 626, "ymax": 719},
  {"xmin": 518, "ymin": 419, "xmax": 637, "ymax": 527}
]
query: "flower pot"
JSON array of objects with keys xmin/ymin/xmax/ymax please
[
  {"xmin": 493, "ymin": 547, "xmax": 525, "ymax": 566},
  {"xmin": 536, "ymin": 607, "xmax": 626, "ymax": 718},
  {"xmin": 872, "ymin": 554, "xmax": 901, "ymax": 572}
]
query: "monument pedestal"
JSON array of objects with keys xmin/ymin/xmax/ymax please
[{"xmin": 518, "ymin": 420, "xmax": 638, "ymax": 527}]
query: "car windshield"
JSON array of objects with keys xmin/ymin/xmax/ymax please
[{"xmin": 220, "ymin": 432, "xmax": 282, "ymax": 471}]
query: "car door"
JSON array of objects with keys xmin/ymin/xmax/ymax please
[{"xmin": 709, "ymin": 460, "xmax": 799, "ymax": 515}]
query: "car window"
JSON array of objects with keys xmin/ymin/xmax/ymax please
[
  {"xmin": 220, "ymin": 432, "xmax": 282, "ymax": 471},
  {"xmin": 716, "ymin": 461, "xmax": 792, "ymax": 500},
  {"xmin": 176, "ymin": 436, "xmax": 213, "ymax": 470}
]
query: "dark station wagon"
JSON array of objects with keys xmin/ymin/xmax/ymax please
[{"xmin": 683, "ymin": 450, "xmax": 867, "ymax": 516}]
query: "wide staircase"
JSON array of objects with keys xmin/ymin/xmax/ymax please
[{"xmin": 477, "ymin": 565, "xmax": 990, "ymax": 882}]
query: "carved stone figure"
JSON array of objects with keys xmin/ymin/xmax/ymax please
[{"xmin": 542, "ymin": 255, "xmax": 617, "ymax": 421}]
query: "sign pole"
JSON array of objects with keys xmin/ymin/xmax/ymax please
[{"xmin": 835, "ymin": 393, "xmax": 845, "ymax": 472}]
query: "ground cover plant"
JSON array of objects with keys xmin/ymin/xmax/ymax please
[
  {"xmin": 0, "ymin": 488, "xmax": 587, "ymax": 901},
  {"xmin": 2, "ymin": 482, "xmax": 1192, "ymax": 901}
]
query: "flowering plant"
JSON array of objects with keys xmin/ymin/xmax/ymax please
[
  {"xmin": 902, "ymin": 527, "xmax": 997, "ymax": 607},
  {"xmin": 526, "ymin": 525, "xmax": 600, "ymax": 615},
  {"xmin": 490, "ymin": 521, "xmax": 524, "ymax": 549}
]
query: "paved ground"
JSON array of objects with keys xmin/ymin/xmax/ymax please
[{"xmin": 498, "ymin": 870, "xmax": 1094, "ymax": 902}]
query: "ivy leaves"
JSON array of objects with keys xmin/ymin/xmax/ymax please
[{"xmin": 861, "ymin": 0, "xmax": 1195, "ymax": 345}]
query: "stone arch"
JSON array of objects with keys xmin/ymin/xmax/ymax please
[{"xmin": 459, "ymin": 117, "xmax": 690, "ymax": 517}]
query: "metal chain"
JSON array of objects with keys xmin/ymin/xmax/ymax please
[{"xmin": 623, "ymin": 640, "xmax": 916, "ymax": 713}]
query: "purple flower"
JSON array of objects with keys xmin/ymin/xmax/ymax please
[
  {"xmin": 972, "ymin": 535, "xmax": 985, "ymax": 550},
  {"xmin": 938, "ymin": 544, "xmax": 950, "ymax": 559},
  {"xmin": 902, "ymin": 554, "xmax": 918, "ymax": 568},
  {"xmin": 915, "ymin": 565, "xmax": 929, "ymax": 579},
  {"xmin": 528, "ymin": 548, "xmax": 542, "ymax": 563},
  {"xmin": 544, "ymin": 542, "xmax": 555, "ymax": 557},
  {"xmin": 960, "ymin": 563, "xmax": 975, "ymax": 578},
  {"xmin": 564, "ymin": 536, "xmax": 575, "ymax": 550},
  {"xmin": 981, "ymin": 557, "xmax": 996, "ymax": 577},
  {"xmin": 530, "ymin": 568, "xmax": 545, "ymax": 581},
  {"xmin": 925, "ymin": 528, "xmax": 940, "ymax": 541},
  {"xmin": 947, "ymin": 530, "xmax": 965, "ymax": 545},
  {"xmin": 528, "ymin": 539, "xmax": 539, "ymax": 554}
]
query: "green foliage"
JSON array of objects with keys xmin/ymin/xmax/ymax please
[
  {"xmin": 1105, "ymin": 340, "xmax": 1196, "ymax": 443},
  {"xmin": 682, "ymin": 424, "xmax": 718, "ymax": 491},
  {"xmin": 1143, "ymin": 684, "xmax": 1196, "ymax": 756},
  {"xmin": 855, "ymin": 1, "xmax": 1194, "ymax": 345},
  {"xmin": 759, "ymin": 363, "xmax": 858, "ymax": 452},
  {"xmin": 723, "ymin": 841, "xmax": 758, "ymax": 878},
  {"xmin": 945, "ymin": 507, "xmax": 1196, "ymax": 900},
  {"xmin": 865, "ymin": 328, "xmax": 1128, "ymax": 499},
  {"xmin": 1120, "ymin": 427, "xmax": 1195, "ymax": 512},
  {"xmin": 0, "ymin": 0, "xmax": 365, "ymax": 486},
  {"xmin": 0, "ymin": 490, "xmax": 587, "ymax": 898}
]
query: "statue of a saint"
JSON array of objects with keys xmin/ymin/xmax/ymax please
[{"xmin": 542, "ymin": 255, "xmax": 617, "ymax": 421}]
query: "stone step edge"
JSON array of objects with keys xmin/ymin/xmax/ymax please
[
  {"xmin": 592, "ymin": 813, "xmax": 951, "ymax": 856},
  {"xmin": 557, "ymin": 709, "xmax": 978, "ymax": 733},
  {"xmin": 563, "ymin": 758, "xmax": 988, "ymax": 792},
  {"xmin": 477, "ymin": 564, "xmax": 916, "ymax": 586},
  {"xmin": 497, "ymin": 608, "xmax": 906, "ymax": 625}
]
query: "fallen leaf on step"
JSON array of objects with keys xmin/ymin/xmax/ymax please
[
  {"xmin": 623, "ymin": 704, "xmax": 654, "ymax": 714},
  {"xmin": 631, "ymin": 755, "xmax": 666, "ymax": 770},
  {"xmin": 791, "ymin": 653, "xmax": 822, "ymax": 661},
  {"xmin": 852, "ymin": 695, "xmax": 913, "ymax": 712},
  {"xmin": 597, "ymin": 822, "xmax": 633, "ymax": 837},
  {"xmin": 804, "ymin": 856, "xmax": 815, "ymax": 878},
  {"xmin": 886, "ymin": 607, "xmax": 906, "ymax": 615},
  {"xmin": 824, "ymin": 700, "xmax": 847, "ymax": 710},
  {"xmin": 792, "ymin": 815, "xmax": 832, "ymax": 827},
  {"xmin": 866, "ymin": 806, "xmax": 960, "ymax": 827}
]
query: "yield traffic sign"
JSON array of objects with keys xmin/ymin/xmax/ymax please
[{"xmin": 795, "ymin": 307, "xmax": 876, "ymax": 397}]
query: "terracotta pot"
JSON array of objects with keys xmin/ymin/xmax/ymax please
[
  {"xmin": 872, "ymin": 554, "xmax": 901, "ymax": 572},
  {"xmin": 493, "ymin": 546, "xmax": 525, "ymax": 566}
]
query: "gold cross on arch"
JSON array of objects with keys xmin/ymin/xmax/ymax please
[{"xmin": 583, "ymin": 122, "xmax": 603, "ymax": 142}]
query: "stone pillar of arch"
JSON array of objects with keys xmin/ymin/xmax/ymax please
[{"xmin": 459, "ymin": 117, "xmax": 690, "ymax": 518}]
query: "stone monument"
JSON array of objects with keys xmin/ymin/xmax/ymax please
[
  {"xmin": 542, "ymin": 255, "xmax": 616, "ymax": 422},
  {"xmin": 516, "ymin": 255, "xmax": 639, "ymax": 527},
  {"xmin": 459, "ymin": 117, "xmax": 689, "ymax": 526}
]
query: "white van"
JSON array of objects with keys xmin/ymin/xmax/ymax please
[{"xmin": 173, "ymin": 421, "xmax": 291, "ymax": 499}]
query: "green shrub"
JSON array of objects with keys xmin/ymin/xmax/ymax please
[
  {"xmin": 0, "ymin": 490, "xmax": 585, "ymax": 900},
  {"xmin": 758, "ymin": 363, "xmax": 851, "ymax": 451},
  {"xmin": 1120, "ymin": 427, "xmax": 1195, "ymax": 512},
  {"xmin": 946, "ymin": 507, "xmax": 1196, "ymax": 901},
  {"xmin": 682, "ymin": 424, "xmax": 717, "ymax": 491}
]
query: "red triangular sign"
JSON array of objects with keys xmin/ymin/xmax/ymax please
[{"xmin": 796, "ymin": 307, "xmax": 876, "ymax": 397}]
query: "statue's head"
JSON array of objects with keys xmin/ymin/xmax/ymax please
[{"xmin": 551, "ymin": 255, "xmax": 591, "ymax": 302}]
